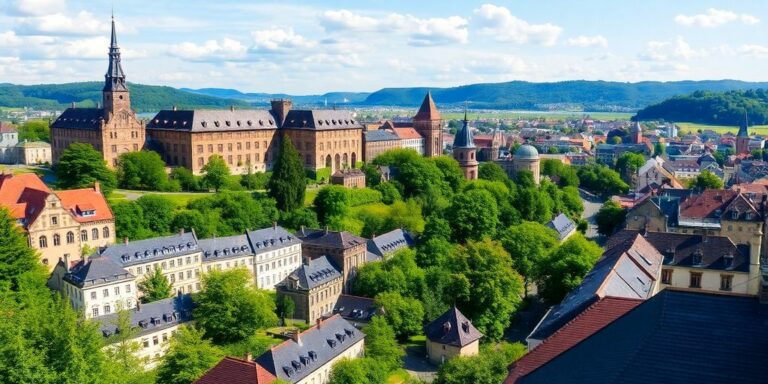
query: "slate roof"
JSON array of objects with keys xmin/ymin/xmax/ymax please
[
  {"xmin": 256, "ymin": 315, "xmax": 365, "ymax": 383},
  {"xmin": 546, "ymin": 214, "xmax": 576, "ymax": 240},
  {"xmin": 63, "ymin": 255, "xmax": 133, "ymax": 288},
  {"xmin": 95, "ymin": 294, "xmax": 193, "ymax": 339},
  {"xmin": 247, "ymin": 225, "xmax": 302, "ymax": 254},
  {"xmin": 333, "ymin": 294, "xmax": 376, "ymax": 322},
  {"xmin": 147, "ymin": 109, "xmax": 279, "ymax": 132},
  {"xmin": 284, "ymin": 256, "xmax": 342, "ymax": 291},
  {"xmin": 364, "ymin": 129, "xmax": 400, "ymax": 142},
  {"xmin": 413, "ymin": 92, "xmax": 441, "ymax": 121},
  {"xmin": 99, "ymin": 232, "xmax": 200, "ymax": 267},
  {"xmin": 424, "ymin": 307, "xmax": 483, "ymax": 347},
  {"xmin": 195, "ymin": 356, "xmax": 276, "ymax": 384},
  {"xmin": 199, "ymin": 234, "xmax": 253, "ymax": 262},
  {"xmin": 51, "ymin": 108, "xmax": 104, "ymax": 130},
  {"xmin": 516, "ymin": 289, "xmax": 768, "ymax": 384},
  {"xmin": 507, "ymin": 297, "xmax": 642, "ymax": 384},
  {"xmin": 296, "ymin": 227, "xmax": 367, "ymax": 250},
  {"xmin": 367, "ymin": 228, "xmax": 415, "ymax": 258},
  {"xmin": 282, "ymin": 110, "xmax": 362, "ymax": 130},
  {"xmin": 528, "ymin": 233, "xmax": 662, "ymax": 342},
  {"xmin": 453, "ymin": 115, "xmax": 474, "ymax": 148},
  {"xmin": 642, "ymin": 231, "xmax": 749, "ymax": 272}
]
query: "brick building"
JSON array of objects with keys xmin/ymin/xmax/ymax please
[
  {"xmin": 331, "ymin": 168, "xmax": 366, "ymax": 188},
  {"xmin": 50, "ymin": 17, "xmax": 145, "ymax": 167}
]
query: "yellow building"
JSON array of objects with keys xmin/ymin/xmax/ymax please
[
  {"xmin": 424, "ymin": 307, "xmax": 483, "ymax": 365},
  {"xmin": 276, "ymin": 256, "xmax": 343, "ymax": 323}
]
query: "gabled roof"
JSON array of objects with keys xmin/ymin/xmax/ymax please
[
  {"xmin": 297, "ymin": 227, "xmax": 367, "ymax": 250},
  {"xmin": 284, "ymin": 256, "xmax": 342, "ymax": 291},
  {"xmin": 367, "ymin": 228, "xmax": 415, "ymax": 258},
  {"xmin": 63, "ymin": 255, "xmax": 133, "ymax": 288},
  {"xmin": 51, "ymin": 108, "xmax": 104, "ymax": 130},
  {"xmin": 515, "ymin": 289, "xmax": 768, "ymax": 384},
  {"xmin": 195, "ymin": 356, "xmax": 276, "ymax": 384},
  {"xmin": 506, "ymin": 297, "xmax": 642, "ymax": 384},
  {"xmin": 56, "ymin": 185, "xmax": 113, "ymax": 223},
  {"xmin": 199, "ymin": 234, "xmax": 253, "ymax": 262},
  {"xmin": 0, "ymin": 173, "xmax": 51, "ymax": 221},
  {"xmin": 392, "ymin": 127, "xmax": 424, "ymax": 140},
  {"xmin": 424, "ymin": 306, "xmax": 483, "ymax": 347},
  {"xmin": 546, "ymin": 214, "xmax": 576, "ymax": 240},
  {"xmin": 364, "ymin": 129, "xmax": 400, "ymax": 142},
  {"xmin": 413, "ymin": 92, "xmax": 441, "ymax": 121},
  {"xmin": 679, "ymin": 189, "xmax": 738, "ymax": 219},
  {"xmin": 256, "ymin": 315, "xmax": 365, "ymax": 382},
  {"xmin": 528, "ymin": 232, "xmax": 662, "ymax": 342}
]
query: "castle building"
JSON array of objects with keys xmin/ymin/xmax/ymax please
[
  {"xmin": 412, "ymin": 92, "xmax": 443, "ymax": 157},
  {"xmin": 50, "ymin": 17, "xmax": 145, "ymax": 167},
  {"xmin": 452, "ymin": 112, "xmax": 478, "ymax": 180},
  {"xmin": 276, "ymin": 255, "xmax": 343, "ymax": 323}
]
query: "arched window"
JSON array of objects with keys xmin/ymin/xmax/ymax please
[
  {"xmin": 66, "ymin": 231, "xmax": 75, "ymax": 244},
  {"xmin": 92, "ymin": 228, "xmax": 99, "ymax": 240},
  {"xmin": 103, "ymin": 226, "xmax": 110, "ymax": 239},
  {"xmin": 470, "ymin": 152, "xmax": 475, "ymax": 160},
  {"xmin": 53, "ymin": 234, "xmax": 61, "ymax": 246},
  {"xmin": 81, "ymin": 230, "xmax": 88, "ymax": 241},
  {"xmin": 39, "ymin": 236, "xmax": 48, "ymax": 248}
]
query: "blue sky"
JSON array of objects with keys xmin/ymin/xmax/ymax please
[{"xmin": 0, "ymin": 0, "xmax": 766, "ymax": 94}]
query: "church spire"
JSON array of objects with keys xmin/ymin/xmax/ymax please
[
  {"xmin": 453, "ymin": 103, "xmax": 474, "ymax": 148},
  {"xmin": 104, "ymin": 15, "xmax": 127, "ymax": 92},
  {"xmin": 737, "ymin": 110, "xmax": 749, "ymax": 138}
]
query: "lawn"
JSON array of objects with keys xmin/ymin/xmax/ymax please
[
  {"xmin": 676, "ymin": 122, "xmax": 768, "ymax": 136},
  {"xmin": 386, "ymin": 369, "xmax": 411, "ymax": 384},
  {"xmin": 110, "ymin": 189, "xmax": 214, "ymax": 207},
  {"xmin": 304, "ymin": 188, "xmax": 320, "ymax": 207}
]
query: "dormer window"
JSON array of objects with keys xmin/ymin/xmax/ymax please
[
  {"xmin": 745, "ymin": 212, "xmax": 753, "ymax": 220},
  {"xmin": 692, "ymin": 250, "xmax": 703, "ymax": 266},
  {"xmin": 723, "ymin": 254, "xmax": 734, "ymax": 269},
  {"xmin": 731, "ymin": 211, "xmax": 739, "ymax": 220}
]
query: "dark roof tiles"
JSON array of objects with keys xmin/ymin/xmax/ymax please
[{"xmin": 424, "ymin": 307, "xmax": 483, "ymax": 347}]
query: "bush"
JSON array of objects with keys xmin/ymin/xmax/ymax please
[
  {"xmin": 375, "ymin": 182, "xmax": 401, "ymax": 204},
  {"xmin": 347, "ymin": 188, "xmax": 383, "ymax": 207}
]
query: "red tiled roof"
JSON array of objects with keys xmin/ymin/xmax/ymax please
[
  {"xmin": 56, "ymin": 186, "xmax": 113, "ymax": 223},
  {"xmin": 195, "ymin": 356, "xmax": 276, "ymax": 384},
  {"xmin": 0, "ymin": 173, "xmax": 51, "ymax": 221},
  {"xmin": 413, "ymin": 92, "xmax": 441, "ymax": 120},
  {"xmin": 393, "ymin": 127, "xmax": 424, "ymax": 140},
  {"xmin": 679, "ymin": 189, "xmax": 738, "ymax": 219},
  {"xmin": 0, "ymin": 123, "xmax": 17, "ymax": 133},
  {"xmin": 505, "ymin": 297, "xmax": 642, "ymax": 384}
]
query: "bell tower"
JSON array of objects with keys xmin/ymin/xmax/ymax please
[
  {"xmin": 103, "ymin": 16, "xmax": 130, "ymax": 119},
  {"xmin": 413, "ymin": 92, "xmax": 443, "ymax": 157},
  {"xmin": 452, "ymin": 109, "xmax": 478, "ymax": 180}
]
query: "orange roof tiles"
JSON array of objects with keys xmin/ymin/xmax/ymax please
[
  {"xmin": 0, "ymin": 173, "xmax": 51, "ymax": 221},
  {"xmin": 57, "ymin": 186, "xmax": 113, "ymax": 223},
  {"xmin": 679, "ymin": 189, "xmax": 738, "ymax": 219},
  {"xmin": 195, "ymin": 357, "xmax": 276, "ymax": 384},
  {"xmin": 393, "ymin": 127, "xmax": 424, "ymax": 140},
  {"xmin": 505, "ymin": 297, "xmax": 642, "ymax": 384}
]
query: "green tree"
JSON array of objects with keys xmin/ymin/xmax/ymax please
[
  {"xmin": 194, "ymin": 268, "xmax": 278, "ymax": 343},
  {"xmin": 268, "ymin": 136, "xmax": 307, "ymax": 211},
  {"xmin": 615, "ymin": 152, "xmax": 646, "ymax": 182},
  {"xmin": 537, "ymin": 234, "xmax": 603, "ymax": 304},
  {"xmin": 17, "ymin": 120, "xmax": 50, "ymax": 142},
  {"xmin": 117, "ymin": 150, "xmax": 172, "ymax": 191},
  {"xmin": 450, "ymin": 239, "xmax": 524, "ymax": 340},
  {"xmin": 138, "ymin": 267, "xmax": 173, "ymax": 303},
  {"xmin": 276, "ymin": 294, "xmax": 295, "ymax": 324},
  {"xmin": 434, "ymin": 343, "xmax": 526, "ymax": 384},
  {"xmin": 577, "ymin": 164, "xmax": 629, "ymax": 197},
  {"xmin": 422, "ymin": 215, "xmax": 451, "ymax": 242},
  {"xmin": 314, "ymin": 185, "xmax": 350, "ymax": 225},
  {"xmin": 0, "ymin": 208, "xmax": 46, "ymax": 290},
  {"xmin": 103, "ymin": 309, "xmax": 152, "ymax": 383},
  {"xmin": 156, "ymin": 326, "xmax": 225, "ymax": 384},
  {"xmin": 374, "ymin": 291, "xmax": 425, "ymax": 340},
  {"xmin": 187, "ymin": 192, "xmax": 279, "ymax": 236},
  {"xmin": 364, "ymin": 316, "xmax": 404, "ymax": 373},
  {"xmin": 446, "ymin": 189, "xmax": 499, "ymax": 243},
  {"xmin": 55, "ymin": 143, "xmax": 117, "ymax": 195},
  {"xmin": 375, "ymin": 182, "xmax": 401, "ymax": 204},
  {"xmin": 515, "ymin": 188, "xmax": 552, "ymax": 223},
  {"xmin": 135, "ymin": 194, "xmax": 176, "ymax": 235},
  {"xmin": 501, "ymin": 222, "xmax": 559, "ymax": 296},
  {"xmin": 328, "ymin": 358, "xmax": 388, "ymax": 384},
  {"xmin": 171, "ymin": 210, "xmax": 216, "ymax": 239},
  {"xmin": 110, "ymin": 201, "xmax": 154, "ymax": 240},
  {"xmin": 478, "ymin": 162, "xmax": 509, "ymax": 183},
  {"xmin": 595, "ymin": 200, "xmax": 627, "ymax": 236},
  {"xmin": 279, "ymin": 207, "xmax": 320, "ymax": 231},
  {"xmin": 654, "ymin": 142, "xmax": 666, "ymax": 157},
  {"xmin": 432, "ymin": 156, "xmax": 465, "ymax": 193},
  {"xmin": 201, "ymin": 155, "xmax": 230, "ymax": 192},
  {"xmin": 541, "ymin": 159, "xmax": 579, "ymax": 187},
  {"xmin": 170, "ymin": 167, "xmax": 199, "ymax": 192},
  {"xmin": 688, "ymin": 169, "xmax": 724, "ymax": 190}
]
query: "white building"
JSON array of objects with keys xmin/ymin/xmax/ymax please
[
  {"xmin": 0, "ymin": 124, "xmax": 18, "ymax": 163},
  {"xmin": 248, "ymin": 226, "xmax": 303, "ymax": 290},
  {"xmin": 57, "ymin": 255, "xmax": 138, "ymax": 318}
]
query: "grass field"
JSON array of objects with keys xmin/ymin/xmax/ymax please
[
  {"xmin": 386, "ymin": 369, "xmax": 412, "ymax": 384},
  {"xmin": 676, "ymin": 122, "xmax": 768, "ymax": 136},
  {"xmin": 442, "ymin": 111, "xmax": 633, "ymax": 121},
  {"xmin": 109, "ymin": 189, "xmax": 213, "ymax": 207}
]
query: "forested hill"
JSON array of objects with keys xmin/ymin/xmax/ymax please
[
  {"xmin": 363, "ymin": 80, "xmax": 768, "ymax": 110},
  {"xmin": 634, "ymin": 89, "xmax": 768, "ymax": 126},
  {"xmin": 0, "ymin": 82, "xmax": 248, "ymax": 112}
]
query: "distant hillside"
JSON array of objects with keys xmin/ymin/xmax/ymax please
[
  {"xmin": 181, "ymin": 88, "xmax": 370, "ymax": 106},
  {"xmin": 363, "ymin": 80, "xmax": 768, "ymax": 111},
  {"xmin": 634, "ymin": 89, "xmax": 768, "ymax": 126},
  {"xmin": 0, "ymin": 82, "xmax": 249, "ymax": 112}
]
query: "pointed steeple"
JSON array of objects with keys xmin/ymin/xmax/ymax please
[
  {"xmin": 453, "ymin": 104, "xmax": 474, "ymax": 148},
  {"xmin": 104, "ymin": 15, "xmax": 127, "ymax": 92},
  {"xmin": 414, "ymin": 91, "xmax": 441, "ymax": 120},
  {"xmin": 737, "ymin": 110, "xmax": 749, "ymax": 138}
]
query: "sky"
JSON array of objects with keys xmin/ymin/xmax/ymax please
[{"xmin": 0, "ymin": 0, "xmax": 767, "ymax": 94}]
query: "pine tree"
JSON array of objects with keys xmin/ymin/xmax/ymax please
[{"xmin": 268, "ymin": 135, "xmax": 306, "ymax": 212}]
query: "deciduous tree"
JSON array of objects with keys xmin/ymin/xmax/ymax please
[
  {"xmin": 501, "ymin": 222, "xmax": 559, "ymax": 296},
  {"xmin": 201, "ymin": 155, "xmax": 230, "ymax": 192},
  {"xmin": 374, "ymin": 291, "xmax": 424, "ymax": 340},
  {"xmin": 138, "ymin": 267, "xmax": 173, "ymax": 303},
  {"xmin": 56, "ymin": 143, "xmax": 117, "ymax": 195},
  {"xmin": 595, "ymin": 200, "xmax": 627, "ymax": 236},
  {"xmin": 446, "ymin": 189, "xmax": 499, "ymax": 243},
  {"xmin": 537, "ymin": 233, "xmax": 603, "ymax": 304},
  {"xmin": 155, "ymin": 326, "xmax": 224, "ymax": 384}
]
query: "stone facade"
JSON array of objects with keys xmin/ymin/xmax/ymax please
[
  {"xmin": 276, "ymin": 256, "xmax": 343, "ymax": 323},
  {"xmin": 0, "ymin": 125, "xmax": 19, "ymax": 163},
  {"xmin": 412, "ymin": 92, "xmax": 443, "ymax": 157},
  {"xmin": 16, "ymin": 140, "xmax": 52, "ymax": 164},
  {"xmin": 297, "ymin": 228, "xmax": 368, "ymax": 293},
  {"xmin": 331, "ymin": 168, "xmax": 366, "ymax": 188},
  {"xmin": 452, "ymin": 115, "xmax": 478, "ymax": 180},
  {"xmin": 50, "ymin": 18, "xmax": 145, "ymax": 167}
]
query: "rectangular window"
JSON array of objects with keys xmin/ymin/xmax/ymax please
[
  {"xmin": 218, "ymin": 144, "xmax": 223, "ymax": 152},
  {"xmin": 208, "ymin": 144, "xmax": 213, "ymax": 153},
  {"xmin": 689, "ymin": 272, "xmax": 702, "ymax": 288},
  {"xmin": 153, "ymin": 336, "xmax": 159, "ymax": 345},
  {"xmin": 228, "ymin": 143, "xmax": 233, "ymax": 151},
  {"xmin": 126, "ymin": 284, "xmax": 132, "ymax": 293},
  {"xmin": 237, "ymin": 142, "xmax": 242, "ymax": 150},
  {"xmin": 143, "ymin": 339, "xmax": 149, "ymax": 348},
  {"xmin": 51, "ymin": 216, "xmax": 58, "ymax": 225},
  {"xmin": 246, "ymin": 142, "xmax": 251, "ymax": 150},
  {"xmin": 114, "ymin": 286, "xmax": 120, "ymax": 295},
  {"xmin": 137, "ymin": 266, "xmax": 143, "ymax": 275},
  {"xmin": 228, "ymin": 155, "xmax": 233, "ymax": 164},
  {"xmin": 90, "ymin": 291, "xmax": 96, "ymax": 300},
  {"xmin": 162, "ymin": 333, "xmax": 168, "ymax": 342},
  {"xmin": 103, "ymin": 288, "xmax": 109, "ymax": 298},
  {"xmin": 661, "ymin": 269, "xmax": 672, "ymax": 284},
  {"xmin": 111, "ymin": 145, "xmax": 117, "ymax": 153},
  {"xmin": 104, "ymin": 304, "xmax": 111, "ymax": 314},
  {"xmin": 133, "ymin": 144, "xmax": 139, "ymax": 151},
  {"xmin": 197, "ymin": 145, "xmax": 204, "ymax": 154},
  {"xmin": 720, "ymin": 274, "xmax": 733, "ymax": 291},
  {"xmin": 170, "ymin": 260, "xmax": 175, "ymax": 268},
  {"xmin": 93, "ymin": 307, "xmax": 99, "ymax": 317}
]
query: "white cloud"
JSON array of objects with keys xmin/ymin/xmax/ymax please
[
  {"xmin": 250, "ymin": 28, "xmax": 315, "ymax": 52},
  {"xmin": 15, "ymin": 11, "xmax": 113, "ymax": 36},
  {"xmin": 738, "ymin": 44, "xmax": 768, "ymax": 57},
  {"xmin": 675, "ymin": 8, "xmax": 759, "ymax": 27},
  {"xmin": 319, "ymin": 9, "xmax": 468, "ymax": 46},
  {"xmin": 303, "ymin": 53, "xmax": 363, "ymax": 67},
  {"xmin": 473, "ymin": 4, "xmax": 562, "ymax": 46},
  {"xmin": 168, "ymin": 38, "xmax": 247, "ymax": 61},
  {"xmin": 465, "ymin": 54, "xmax": 529, "ymax": 74},
  {"xmin": 387, "ymin": 58, "xmax": 415, "ymax": 72},
  {"xmin": 565, "ymin": 35, "xmax": 607, "ymax": 48},
  {"xmin": 640, "ymin": 37, "xmax": 706, "ymax": 62},
  {"xmin": 6, "ymin": 0, "xmax": 65, "ymax": 16}
]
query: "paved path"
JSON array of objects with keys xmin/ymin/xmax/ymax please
[
  {"xmin": 403, "ymin": 344, "xmax": 437, "ymax": 383},
  {"xmin": 579, "ymin": 189, "xmax": 604, "ymax": 241}
]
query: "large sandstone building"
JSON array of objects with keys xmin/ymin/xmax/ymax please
[{"xmin": 50, "ymin": 17, "xmax": 145, "ymax": 167}]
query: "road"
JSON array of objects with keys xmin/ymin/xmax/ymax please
[{"xmin": 579, "ymin": 188, "xmax": 604, "ymax": 240}]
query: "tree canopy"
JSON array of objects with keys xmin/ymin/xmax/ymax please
[
  {"xmin": 688, "ymin": 170, "xmax": 724, "ymax": 190},
  {"xmin": 55, "ymin": 143, "xmax": 117, "ymax": 195},
  {"xmin": 595, "ymin": 200, "xmax": 627, "ymax": 236},
  {"xmin": 155, "ymin": 326, "xmax": 225, "ymax": 384},
  {"xmin": 117, "ymin": 150, "xmax": 178, "ymax": 191},
  {"xmin": 201, "ymin": 155, "xmax": 230, "ymax": 192},
  {"xmin": 537, "ymin": 233, "xmax": 603, "ymax": 304},
  {"xmin": 268, "ymin": 136, "xmax": 306, "ymax": 212},
  {"xmin": 137, "ymin": 267, "xmax": 173, "ymax": 303}
]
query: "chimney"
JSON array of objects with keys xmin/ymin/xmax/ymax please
[
  {"xmin": 136, "ymin": 300, "xmax": 142, "ymax": 312},
  {"xmin": 303, "ymin": 255, "xmax": 310, "ymax": 266},
  {"xmin": 230, "ymin": 105, "xmax": 235, "ymax": 112},
  {"xmin": 172, "ymin": 105, "xmax": 177, "ymax": 111},
  {"xmin": 123, "ymin": 237, "xmax": 129, "ymax": 245},
  {"xmin": 290, "ymin": 330, "xmax": 302, "ymax": 346},
  {"xmin": 273, "ymin": 221, "xmax": 277, "ymax": 230},
  {"xmin": 270, "ymin": 99, "xmax": 292, "ymax": 125},
  {"xmin": 300, "ymin": 225, "xmax": 305, "ymax": 234},
  {"xmin": 93, "ymin": 181, "xmax": 100, "ymax": 193},
  {"xmin": 245, "ymin": 352, "xmax": 253, "ymax": 361},
  {"xmin": 63, "ymin": 254, "xmax": 71, "ymax": 272},
  {"xmin": 71, "ymin": 102, "xmax": 76, "ymax": 108},
  {"xmin": 179, "ymin": 228, "xmax": 185, "ymax": 235},
  {"xmin": 316, "ymin": 317, "xmax": 322, "ymax": 329},
  {"xmin": 324, "ymin": 225, "xmax": 329, "ymax": 234}
]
